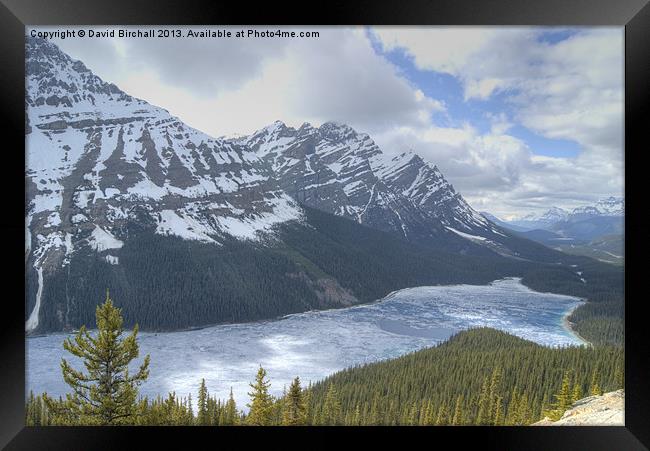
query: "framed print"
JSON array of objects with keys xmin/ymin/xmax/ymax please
[{"xmin": 0, "ymin": 0, "xmax": 648, "ymax": 449}]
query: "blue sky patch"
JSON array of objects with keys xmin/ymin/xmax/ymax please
[{"xmin": 368, "ymin": 28, "xmax": 582, "ymax": 159}]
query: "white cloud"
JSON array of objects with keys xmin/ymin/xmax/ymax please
[
  {"xmin": 40, "ymin": 26, "xmax": 623, "ymax": 217},
  {"xmin": 465, "ymin": 78, "xmax": 504, "ymax": 100},
  {"xmin": 372, "ymin": 27, "xmax": 624, "ymax": 216},
  {"xmin": 371, "ymin": 119, "xmax": 623, "ymax": 218},
  {"xmin": 373, "ymin": 28, "xmax": 497, "ymax": 76},
  {"xmin": 49, "ymin": 27, "xmax": 443, "ymax": 139},
  {"xmin": 372, "ymin": 27, "xmax": 623, "ymax": 153}
]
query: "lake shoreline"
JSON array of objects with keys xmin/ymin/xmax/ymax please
[{"xmin": 562, "ymin": 304, "xmax": 591, "ymax": 346}]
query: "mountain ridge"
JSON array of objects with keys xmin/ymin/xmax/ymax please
[{"xmin": 500, "ymin": 197, "xmax": 624, "ymax": 231}]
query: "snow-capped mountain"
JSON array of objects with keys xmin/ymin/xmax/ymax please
[
  {"xmin": 236, "ymin": 120, "xmax": 510, "ymax": 252},
  {"xmin": 502, "ymin": 198, "xmax": 624, "ymax": 232},
  {"xmin": 26, "ymin": 37, "xmax": 301, "ymax": 268},
  {"xmin": 520, "ymin": 207, "xmax": 570, "ymax": 224},
  {"xmin": 486, "ymin": 197, "xmax": 624, "ymax": 259},
  {"xmin": 570, "ymin": 197, "xmax": 624, "ymax": 220}
]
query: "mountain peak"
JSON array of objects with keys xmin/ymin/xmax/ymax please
[
  {"xmin": 26, "ymin": 35, "xmax": 137, "ymax": 110},
  {"xmin": 520, "ymin": 206, "xmax": 569, "ymax": 223},
  {"xmin": 318, "ymin": 121, "xmax": 357, "ymax": 141}
]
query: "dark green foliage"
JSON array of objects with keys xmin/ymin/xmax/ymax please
[
  {"xmin": 282, "ymin": 377, "xmax": 307, "ymax": 425},
  {"xmin": 521, "ymin": 259, "xmax": 624, "ymax": 346},
  {"xmin": 41, "ymin": 294, "xmax": 150, "ymax": 425},
  {"xmin": 303, "ymin": 328, "xmax": 623, "ymax": 425},
  {"xmin": 567, "ymin": 301, "xmax": 623, "ymax": 346},
  {"xmin": 279, "ymin": 207, "xmax": 509, "ymax": 303},
  {"xmin": 35, "ymin": 233, "xmax": 320, "ymax": 332}
]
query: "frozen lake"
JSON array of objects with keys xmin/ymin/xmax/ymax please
[{"xmin": 27, "ymin": 278, "xmax": 584, "ymax": 408}]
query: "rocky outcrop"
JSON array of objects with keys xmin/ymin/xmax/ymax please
[{"xmin": 533, "ymin": 390, "xmax": 624, "ymax": 426}]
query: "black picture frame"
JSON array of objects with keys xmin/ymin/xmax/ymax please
[{"xmin": 1, "ymin": 0, "xmax": 647, "ymax": 449}]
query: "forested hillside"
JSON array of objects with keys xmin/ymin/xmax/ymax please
[{"xmin": 305, "ymin": 328, "xmax": 623, "ymax": 425}]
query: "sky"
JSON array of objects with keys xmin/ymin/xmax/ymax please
[{"xmin": 37, "ymin": 26, "xmax": 624, "ymax": 219}]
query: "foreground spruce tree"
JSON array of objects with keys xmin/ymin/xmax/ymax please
[
  {"xmin": 282, "ymin": 377, "xmax": 307, "ymax": 425},
  {"xmin": 43, "ymin": 291, "xmax": 150, "ymax": 425},
  {"xmin": 223, "ymin": 388, "xmax": 239, "ymax": 425},
  {"xmin": 197, "ymin": 379, "xmax": 209, "ymax": 425},
  {"xmin": 246, "ymin": 366, "xmax": 274, "ymax": 425}
]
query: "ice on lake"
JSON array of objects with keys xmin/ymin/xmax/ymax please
[{"xmin": 27, "ymin": 278, "xmax": 585, "ymax": 409}]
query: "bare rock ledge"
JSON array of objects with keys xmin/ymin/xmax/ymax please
[{"xmin": 533, "ymin": 390, "xmax": 624, "ymax": 426}]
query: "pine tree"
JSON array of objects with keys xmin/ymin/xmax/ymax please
[
  {"xmin": 451, "ymin": 395, "xmax": 464, "ymax": 425},
  {"xmin": 506, "ymin": 388, "xmax": 519, "ymax": 425},
  {"xmin": 555, "ymin": 372, "xmax": 572, "ymax": 412},
  {"xmin": 486, "ymin": 367, "xmax": 502, "ymax": 425},
  {"xmin": 197, "ymin": 379, "xmax": 209, "ymax": 425},
  {"xmin": 43, "ymin": 291, "xmax": 150, "ymax": 425},
  {"xmin": 246, "ymin": 366, "xmax": 274, "ymax": 426},
  {"xmin": 493, "ymin": 395, "xmax": 503, "ymax": 426},
  {"xmin": 435, "ymin": 401, "xmax": 448, "ymax": 425},
  {"xmin": 516, "ymin": 393, "xmax": 530, "ymax": 425},
  {"xmin": 570, "ymin": 380, "xmax": 582, "ymax": 404},
  {"xmin": 223, "ymin": 388, "xmax": 238, "ymax": 425},
  {"xmin": 274, "ymin": 385, "xmax": 287, "ymax": 425},
  {"xmin": 369, "ymin": 394, "xmax": 381, "ymax": 425},
  {"xmin": 322, "ymin": 384, "xmax": 342, "ymax": 425},
  {"xmin": 590, "ymin": 369, "xmax": 603, "ymax": 396},
  {"xmin": 351, "ymin": 404, "xmax": 361, "ymax": 426},
  {"xmin": 423, "ymin": 400, "xmax": 435, "ymax": 425},
  {"xmin": 26, "ymin": 391, "xmax": 37, "ymax": 426},
  {"xmin": 302, "ymin": 384, "xmax": 312, "ymax": 425},
  {"xmin": 614, "ymin": 363, "xmax": 624, "ymax": 389},
  {"xmin": 476, "ymin": 376, "xmax": 490, "ymax": 425},
  {"xmin": 539, "ymin": 393, "xmax": 549, "ymax": 421},
  {"xmin": 407, "ymin": 401, "xmax": 419, "ymax": 425},
  {"xmin": 186, "ymin": 394, "xmax": 194, "ymax": 425},
  {"xmin": 282, "ymin": 377, "xmax": 307, "ymax": 426},
  {"xmin": 417, "ymin": 400, "xmax": 427, "ymax": 425}
]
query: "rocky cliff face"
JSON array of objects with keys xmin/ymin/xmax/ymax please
[
  {"xmin": 533, "ymin": 390, "xmax": 624, "ymax": 426},
  {"xmin": 26, "ymin": 37, "xmax": 301, "ymax": 270},
  {"xmin": 238, "ymin": 120, "xmax": 516, "ymax": 255}
]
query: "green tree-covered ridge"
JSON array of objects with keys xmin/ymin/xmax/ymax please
[{"xmin": 27, "ymin": 295, "xmax": 623, "ymax": 426}]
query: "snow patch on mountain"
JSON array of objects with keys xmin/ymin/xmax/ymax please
[
  {"xmin": 446, "ymin": 226, "xmax": 487, "ymax": 241},
  {"xmin": 156, "ymin": 210, "xmax": 218, "ymax": 243},
  {"xmin": 88, "ymin": 226, "xmax": 124, "ymax": 251},
  {"xmin": 214, "ymin": 195, "xmax": 303, "ymax": 241}
]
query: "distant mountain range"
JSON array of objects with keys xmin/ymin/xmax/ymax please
[
  {"xmin": 481, "ymin": 198, "xmax": 624, "ymax": 264},
  {"xmin": 500, "ymin": 197, "xmax": 623, "ymax": 231},
  {"xmin": 25, "ymin": 36, "xmax": 610, "ymax": 333}
]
